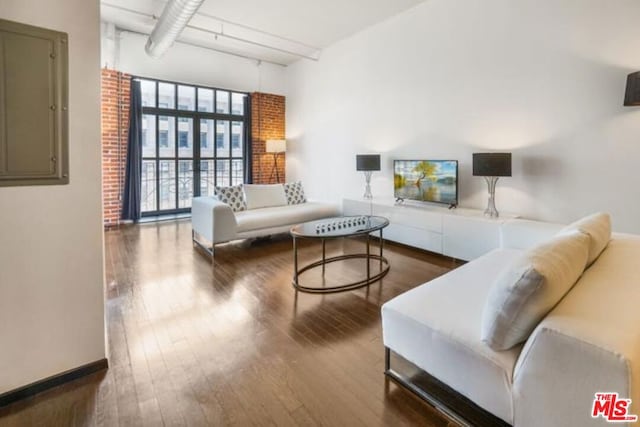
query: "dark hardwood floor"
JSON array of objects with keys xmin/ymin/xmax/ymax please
[{"xmin": 0, "ymin": 219, "xmax": 462, "ymax": 426}]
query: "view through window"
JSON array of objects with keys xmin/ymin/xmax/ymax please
[{"xmin": 138, "ymin": 78, "xmax": 248, "ymax": 215}]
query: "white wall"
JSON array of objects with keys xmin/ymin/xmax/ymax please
[
  {"xmin": 286, "ymin": 0, "xmax": 640, "ymax": 233},
  {"xmin": 111, "ymin": 30, "xmax": 286, "ymax": 95},
  {"xmin": 0, "ymin": 0, "xmax": 105, "ymax": 393}
]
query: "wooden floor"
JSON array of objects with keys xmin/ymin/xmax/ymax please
[{"xmin": 0, "ymin": 219, "xmax": 462, "ymax": 427}]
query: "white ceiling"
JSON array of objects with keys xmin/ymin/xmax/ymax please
[{"xmin": 100, "ymin": 0, "xmax": 426, "ymax": 65}]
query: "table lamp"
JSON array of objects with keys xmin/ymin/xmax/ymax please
[
  {"xmin": 624, "ymin": 71, "xmax": 640, "ymax": 106},
  {"xmin": 356, "ymin": 154, "xmax": 381, "ymax": 199},
  {"xmin": 473, "ymin": 153, "xmax": 512, "ymax": 218}
]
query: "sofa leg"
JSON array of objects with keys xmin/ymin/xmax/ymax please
[
  {"xmin": 192, "ymin": 230, "xmax": 217, "ymax": 263},
  {"xmin": 385, "ymin": 346, "xmax": 391, "ymax": 372},
  {"xmin": 383, "ymin": 347, "xmax": 507, "ymax": 427}
]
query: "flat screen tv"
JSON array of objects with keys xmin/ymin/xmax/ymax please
[{"xmin": 394, "ymin": 160, "xmax": 458, "ymax": 206}]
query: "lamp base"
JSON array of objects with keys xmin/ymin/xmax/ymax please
[
  {"xmin": 269, "ymin": 152, "xmax": 281, "ymax": 183},
  {"xmin": 484, "ymin": 176, "xmax": 500, "ymax": 218},
  {"xmin": 362, "ymin": 171, "xmax": 373, "ymax": 199}
]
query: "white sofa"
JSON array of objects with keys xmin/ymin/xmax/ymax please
[
  {"xmin": 382, "ymin": 218, "xmax": 640, "ymax": 427},
  {"xmin": 191, "ymin": 187, "xmax": 339, "ymax": 259}
]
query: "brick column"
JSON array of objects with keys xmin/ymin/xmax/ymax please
[
  {"xmin": 251, "ymin": 93, "xmax": 286, "ymax": 184},
  {"xmin": 101, "ymin": 69, "xmax": 131, "ymax": 228}
]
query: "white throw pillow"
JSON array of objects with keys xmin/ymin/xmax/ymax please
[
  {"xmin": 560, "ymin": 212, "xmax": 611, "ymax": 266},
  {"xmin": 215, "ymin": 184, "xmax": 246, "ymax": 212},
  {"xmin": 283, "ymin": 181, "xmax": 307, "ymax": 205},
  {"xmin": 243, "ymin": 184, "xmax": 287, "ymax": 210},
  {"xmin": 481, "ymin": 230, "xmax": 590, "ymax": 351}
]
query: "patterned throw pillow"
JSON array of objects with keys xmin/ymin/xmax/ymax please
[
  {"xmin": 283, "ymin": 181, "xmax": 307, "ymax": 205},
  {"xmin": 215, "ymin": 184, "xmax": 246, "ymax": 212}
]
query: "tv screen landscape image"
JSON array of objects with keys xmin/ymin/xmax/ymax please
[{"xmin": 394, "ymin": 160, "xmax": 458, "ymax": 205}]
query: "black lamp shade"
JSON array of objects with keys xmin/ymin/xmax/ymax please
[
  {"xmin": 356, "ymin": 154, "xmax": 381, "ymax": 171},
  {"xmin": 624, "ymin": 71, "xmax": 640, "ymax": 106},
  {"xmin": 473, "ymin": 153, "xmax": 512, "ymax": 177}
]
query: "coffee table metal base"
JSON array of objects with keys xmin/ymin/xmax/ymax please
[{"xmin": 292, "ymin": 232, "xmax": 390, "ymax": 294}]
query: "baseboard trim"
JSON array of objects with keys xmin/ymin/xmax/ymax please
[{"xmin": 0, "ymin": 358, "xmax": 108, "ymax": 408}]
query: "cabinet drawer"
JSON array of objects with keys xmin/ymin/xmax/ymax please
[
  {"xmin": 374, "ymin": 203, "xmax": 442, "ymax": 233},
  {"xmin": 384, "ymin": 223, "xmax": 443, "ymax": 254}
]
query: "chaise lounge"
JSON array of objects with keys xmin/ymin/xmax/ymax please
[{"xmin": 382, "ymin": 214, "xmax": 640, "ymax": 427}]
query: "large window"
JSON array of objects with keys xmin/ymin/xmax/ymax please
[{"xmin": 139, "ymin": 78, "xmax": 248, "ymax": 215}]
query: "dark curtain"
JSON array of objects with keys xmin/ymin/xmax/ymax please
[
  {"xmin": 243, "ymin": 94, "xmax": 253, "ymax": 184},
  {"xmin": 121, "ymin": 79, "xmax": 142, "ymax": 220}
]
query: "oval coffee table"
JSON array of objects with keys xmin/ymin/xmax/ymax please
[{"xmin": 290, "ymin": 215, "xmax": 390, "ymax": 293}]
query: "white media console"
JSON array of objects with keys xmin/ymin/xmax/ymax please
[{"xmin": 343, "ymin": 198, "xmax": 518, "ymax": 261}]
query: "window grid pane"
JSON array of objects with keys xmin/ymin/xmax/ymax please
[
  {"xmin": 231, "ymin": 159, "xmax": 243, "ymax": 186},
  {"xmin": 158, "ymin": 116, "xmax": 176, "ymax": 158},
  {"xmin": 178, "ymin": 160, "xmax": 193, "ymax": 208},
  {"xmin": 231, "ymin": 121, "xmax": 243, "ymax": 158},
  {"xmin": 216, "ymin": 120, "xmax": 230, "ymax": 157},
  {"xmin": 200, "ymin": 160, "xmax": 216, "ymax": 197},
  {"xmin": 177, "ymin": 117, "xmax": 193, "ymax": 158},
  {"xmin": 158, "ymin": 82, "xmax": 175, "ymax": 109},
  {"xmin": 197, "ymin": 88, "xmax": 214, "ymax": 112},
  {"xmin": 141, "ymin": 160, "xmax": 156, "ymax": 213},
  {"xmin": 216, "ymin": 90, "xmax": 229, "ymax": 114},
  {"xmin": 140, "ymin": 80, "xmax": 156, "ymax": 107},
  {"xmin": 201, "ymin": 119, "xmax": 214, "ymax": 158},
  {"xmin": 231, "ymin": 93, "xmax": 244, "ymax": 115},
  {"xmin": 216, "ymin": 160, "xmax": 230, "ymax": 187},
  {"xmin": 142, "ymin": 115, "xmax": 156, "ymax": 157},
  {"xmin": 177, "ymin": 85, "xmax": 195, "ymax": 111},
  {"xmin": 159, "ymin": 160, "xmax": 176, "ymax": 210}
]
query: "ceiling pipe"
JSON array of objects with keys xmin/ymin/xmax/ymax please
[{"xmin": 145, "ymin": 0, "xmax": 205, "ymax": 58}]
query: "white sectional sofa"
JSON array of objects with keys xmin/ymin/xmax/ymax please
[
  {"xmin": 191, "ymin": 183, "xmax": 339, "ymax": 259},
  {"xmin": 382, "ymin": 216, "xmax": 640, "ymax": 427}
]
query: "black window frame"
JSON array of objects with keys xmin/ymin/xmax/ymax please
[{"xmin": 137, "ymin": 76, "xmax": 249, "ymax": 217}]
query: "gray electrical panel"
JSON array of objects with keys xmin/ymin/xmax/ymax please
[{"xmin": 0, "ymin": 18, "xmax": 69, "ymax": 186}]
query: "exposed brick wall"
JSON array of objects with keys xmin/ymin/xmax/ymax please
[
  {"xmin": 251, "ymin": 93, "xmax": 286, "ymax": 184},
  {"xmin": 101, "ymin": 69, "xmax": 131, "ymax": 228},
  {"xmin": 100, "ymin": 75, "xmax": 284, "ymax": 227}
]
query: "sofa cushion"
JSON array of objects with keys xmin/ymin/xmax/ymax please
[
  {"xmin": 243, "ymin": 184, "xmax": 287, "ymax": 210},
  {"xmin": 215, "ymin": 184, "xmax": 246, "ymax": 212},
  {"xmin": 382, "ymin": 248, "xmax": 525, "ymax": 424},
  {"xmin": 283, "ymin": 181, "xmax": 307, "ymax": 205},
  {"xmin": 235, "ymin": 202, "xmax": 339, "ymax": 233},
  {"xmin": 561, "ymin": 212, "xmax": 611, "ymax": 266},
  {"xmin": 481, "ymin": 231, "xmax": 590, "ymax": 351}
]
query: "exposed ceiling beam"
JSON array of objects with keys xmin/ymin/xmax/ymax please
[
  {"xmin": 102, "ymin": 2, "xmax": 320, "ymax": 62},
  {"xmin": 186, "ymin": 22, "xmax": 320, "ymax": 61},
  {"xmin": 118, "ymin": 28, "xmax": 290, "ymax": 67},
  {"xmin": 190, "ymin": 8, "xmax": 321, "ymax": 52},
  {"xmin": 151, "ymin": 0, "xmax": 322, "ymax": 52}
]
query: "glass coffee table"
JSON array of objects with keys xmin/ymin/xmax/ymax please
[{"xmin": 290, "ymin": 215, "xmax": 390, "ymax": 293}]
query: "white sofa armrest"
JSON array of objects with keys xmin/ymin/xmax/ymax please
[{"xmin": 192, "ymin": 197, "xmax": 238, "ymax": 244}]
